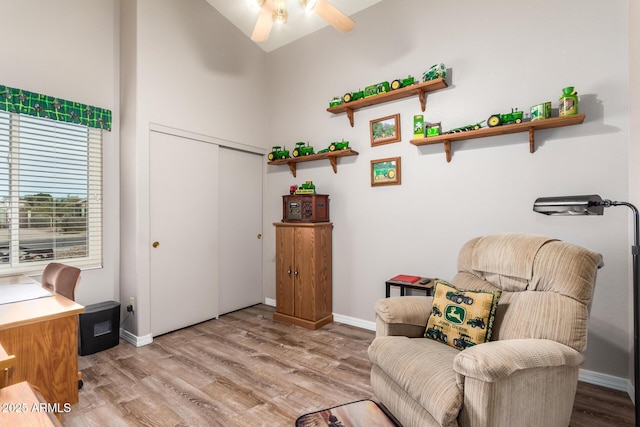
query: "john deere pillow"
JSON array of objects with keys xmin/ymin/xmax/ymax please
[{"xmin": 424, "ymin": 280, "xmax": 501, "ymax": 350}]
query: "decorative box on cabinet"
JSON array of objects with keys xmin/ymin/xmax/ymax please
[{"xmin": 273, "ymin": 222, "xmax": 333, "ymax": 330}]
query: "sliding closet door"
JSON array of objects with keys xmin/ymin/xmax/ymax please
[
  {"xmin": 149, "ymin": 130, "xmax": 219, "ymax": 336},
  {"xmin": 218, "ymin": 147, "xmax": 263, "ymax": 314}
]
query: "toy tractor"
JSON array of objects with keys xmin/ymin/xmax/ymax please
[
  {"xmin": 329, "ymin": 140, "xmax": 350, "ymax": 151},
  {"xmin": 343, "ymin": 90, "xmax": 365, "ymax": 103},
  {"xmin": 292, "ymin": 142, "xmax": 314, "ymax": 157},
  {"xmin": 295, "ymin": 180, "xmax": 316, "ymax": 194},
  {"xmin": 267, "ymin": 146, "xmax": 290, "ymax": 161},
  {"xmin": 391, "ymin": 75, "xmax": 415, "ymax": 90},
  {"xmin": 487, "ymin": 108, "xmax": 524, "ymax": 127}
]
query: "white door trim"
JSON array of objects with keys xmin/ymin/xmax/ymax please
[{"xmin": 149, "ymin": 122, "xmax": 266, "ymax": 155}]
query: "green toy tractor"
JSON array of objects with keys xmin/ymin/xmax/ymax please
[
  {"xmin": 487, "ymin": 108, "xmax": 524, "ymax": 127},
  {"xmin": 295, "ymin": 180, "xmax": 316, "ymax": 194},
  {"xmin": 391, "ymin": 75, "xmax": 415, "ymax": 90},
  {"xmin": 329, "ymin": 140, "xmax": 350, "ymax": 151},
  {"xmin": 292, "ymin": 142, "xmax": 314, "ymax": 157},
  {"xmin": 267, "ymin": 146, "xmax": 290, "ymax": 161},
  {"xmin": 343, "ymin": 90, "xmax": 365, "ymax": 103}
]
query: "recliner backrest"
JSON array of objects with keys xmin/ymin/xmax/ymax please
[{"xmin": 451, "ymin": 233, "xmax": 603, "ymax": 352}]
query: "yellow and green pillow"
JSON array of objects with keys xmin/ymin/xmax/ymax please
[{"xmin": 425, "ymin": 280, "xmax": 501, "ymax": 350}]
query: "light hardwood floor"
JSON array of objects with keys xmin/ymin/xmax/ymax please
[{"xmin": 64, "ymin": 304, "xmax": 634, "ymax": 426}]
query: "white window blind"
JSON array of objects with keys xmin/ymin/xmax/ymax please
[{"xmin": 0, "ymin": 110, "xmax": 102, "ymax": 273}]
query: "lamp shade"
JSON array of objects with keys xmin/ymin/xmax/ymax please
[{"xmin": 533, "ymin": 194, "xmax": 605, "ymax": 216}]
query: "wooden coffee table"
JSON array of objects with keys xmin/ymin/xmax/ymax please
[{"xmin": 296, "ymin": 399, "xmax": 398, "ymax": 426}]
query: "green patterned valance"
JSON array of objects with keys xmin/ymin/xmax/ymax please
[{"xmin": 0, "ymin": 85, "xmax": 111, "ymax": 131}]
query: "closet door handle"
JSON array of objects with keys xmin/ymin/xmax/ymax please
[{"xmin": 152, "ymin": 241, "xmax": 160, "ymax": 248}]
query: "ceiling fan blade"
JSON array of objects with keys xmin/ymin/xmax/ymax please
[
  {"xmin": 251, "ymin": 0, "xmax": 275, "ymax": 42},
  {"xmin": 313, "ymin": 0, "xmax": 355, "ymax": 33}
]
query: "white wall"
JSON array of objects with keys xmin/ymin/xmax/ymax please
[
  {"xmin": 119, "ymin": 0, "xmax": 268, "ymax": 337},
  {"xmin": 263, "ymin": 0, "xmax": 631, "ymax": 380},
  {"xmin": 0, "ymin": 0, "xmax": 119, "ymax": 306}
]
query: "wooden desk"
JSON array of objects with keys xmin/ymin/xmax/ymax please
[{"xmin": 0, "ymin": 276, "xmax": 84, "ymax": 408}]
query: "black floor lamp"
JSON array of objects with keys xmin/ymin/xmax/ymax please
[{"xmin": 533, "ymin": 194, "xmax": 639, "ymax": 426}]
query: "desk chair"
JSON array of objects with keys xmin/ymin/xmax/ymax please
[
  {"xmin": 41, "ymin": 263, "xmax": 81, "ymax": 302},
  {"xmin": 41, "ymin": 262, "xmax": 83, "ymax": 390}
]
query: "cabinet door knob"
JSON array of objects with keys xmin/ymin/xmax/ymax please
[
  {"xmin": 287, "ymin": 267, "xmax": 292, "ymax": 276},
  {"xmin": 294, "ymin": 270, "xmax": 299, "ymax": 276},
  {"xmin": 257, "ymin": 234, "xmax": 262, "ymax": 239},
  {"xmin": 152, "ymin": 241, "xmax": 160, "ymax": 248}
]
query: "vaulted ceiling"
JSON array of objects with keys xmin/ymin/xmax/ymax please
[{"xmin": 206, "ymin": 0, "xmax": 382, "ymax": 52}]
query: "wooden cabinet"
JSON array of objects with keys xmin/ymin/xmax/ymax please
[{"xmin": 273, "ymin": 222, "xmax": 333, "ymax": 330}]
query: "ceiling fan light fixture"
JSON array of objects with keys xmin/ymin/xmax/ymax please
[{"xmin": 273, "ymin": 0, "xmax": 287, "ymax": 23}]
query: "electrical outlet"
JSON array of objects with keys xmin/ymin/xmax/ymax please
[{"xmin": 129, "ymin": 297, "xmax": 135, "ymax": 312}]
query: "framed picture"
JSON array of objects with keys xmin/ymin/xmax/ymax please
[
  {"xmin": 371, "ymin": 157, "xmax": 401, "ymax": 187},
  {"xmin": 370, "ymin": 114, "xmax": 401, "ymax": 146}
]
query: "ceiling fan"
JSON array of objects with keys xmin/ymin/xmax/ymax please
[{"xmin": 250, "ymin": 0, "xmax": 355, "ymax": 42}]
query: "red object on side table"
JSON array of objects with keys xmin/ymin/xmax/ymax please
[{"xmin": 386, "ymin": 275, "xmax": 433, "ymax": 298}]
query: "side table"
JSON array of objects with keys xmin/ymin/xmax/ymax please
[{"xmin": 386, "ymin": 277, "xmax": 434, "ymax": 298}]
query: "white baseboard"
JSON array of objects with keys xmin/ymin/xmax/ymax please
[
  {"xmin": 333, "ymin": 312, "xmax": 376, "ymax": 331},
  {"xmin": 119, "ymin": 328, "xmax": 153, "ymax": 347},
  {"xmin": 578, "ymin": 368, "xmax": 631, "ymax": 395},
  {"xmin": 264, "ymin": 299, "xmax": 632, "ymax": 398}
]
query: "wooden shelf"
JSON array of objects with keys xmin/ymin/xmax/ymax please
[
  {"xmin": 267, "ymin": 149, "xmax": 359, "ymax": 177},
  {"xmin": 410, "ymin": 114, "xmax": 586, "ymax": 162},
  {"xmin": 327, "ymin": 78, "xmax": 448, "ymax": 127}
]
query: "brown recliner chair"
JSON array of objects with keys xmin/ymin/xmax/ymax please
[
  {"xmin": 41, "ymin": 262, "xmax": 81, "ymax": 301},
  {"xmin": 368, "ymin": 233, "xmax": 603, "ymax": 427}
]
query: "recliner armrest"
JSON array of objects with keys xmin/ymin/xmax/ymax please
[
  {"xmin": 453, "ymin": 338, "xmax": 584, "ymax": 383},
  {"xmin": 374, "ymin": 296, "xmax": 432, "ymax": 338}
]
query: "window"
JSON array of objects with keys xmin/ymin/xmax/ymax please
[{"xmin": 0, "ymin": 110, "xmax": 102, "ymax": 273}]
